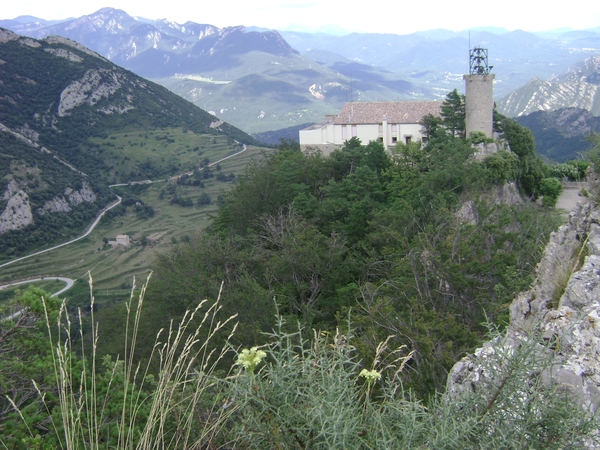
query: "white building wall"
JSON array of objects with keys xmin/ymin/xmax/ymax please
[
  {"xmin": 298, "ymin": 128, "xmax": 323, "ymax": 145},
  {"xmin": 398, "ymin": 124, "xmax": 427, "ymax": 144},
  {"xmin": 355, "ymin": 124, "xmax": 380, "ymax": 144},
  {"xmin": 300, "ymin": 120, "xmax": 429, "ymax": 153}
]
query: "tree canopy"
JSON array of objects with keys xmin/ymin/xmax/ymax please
[{"xmin": 147, "ymin": 122, "xmax": 561, "ymax": 397}]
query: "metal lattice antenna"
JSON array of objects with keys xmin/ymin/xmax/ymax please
[{"xmin": 469, "ymin": 47, "xmax": 493, "ymax": 75}]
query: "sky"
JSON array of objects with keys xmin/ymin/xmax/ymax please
[{"xmin": 3, "ymin": 0, "xmax": 600, "ymax": 35}]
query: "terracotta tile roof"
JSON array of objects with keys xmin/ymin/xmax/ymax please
[{"xmin": 333, "ymin": 101, "xmax": 443, "ymax": 125}]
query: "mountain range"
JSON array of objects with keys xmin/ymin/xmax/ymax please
[{"xmin": 2, "ymin": 8, "xmax": 599, "ymax": 135}]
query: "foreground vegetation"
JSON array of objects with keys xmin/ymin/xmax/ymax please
[{"xmin": 1, "ymin": 281, "xmax": 597, "ymax": 449}]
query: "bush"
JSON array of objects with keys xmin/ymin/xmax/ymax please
[
  {"xmin": 222, "ymin": 316, "xmax": 598, "ymax": 449},
  {"xmin": 539, "ymin": 177, "xmax": 563, "ymax": 207},
  {"xmin": 549, "ymin": 163, "xmax": 581, "ymax": 181}
]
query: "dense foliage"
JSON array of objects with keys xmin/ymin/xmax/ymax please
[{"xmin": 147, "ymin": 120, "xmax": 562, "ymax": 396}]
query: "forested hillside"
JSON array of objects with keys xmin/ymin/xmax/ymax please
[
  {"xmin": 0, "ymin": 28, "xmax": 259, "ymax": 259},
  {"xmin": 517, "ymin": 107, "xmax": 600, "ymax": 162},
  {"xmin": 145, "ymin": 112, "xmax": 563, "ymax": 397}
]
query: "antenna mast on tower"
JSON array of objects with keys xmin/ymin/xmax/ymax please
[{"xmin": 469, "ymin": 47, "xmax": 493, "ymax": 75}]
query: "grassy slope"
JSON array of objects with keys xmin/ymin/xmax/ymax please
[{"xmin": 0, "ymin": 137, "xmax": 269, "ymax": 308}]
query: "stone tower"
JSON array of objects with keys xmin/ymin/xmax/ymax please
[{"xmin": 463, "ymin": 47, "xmax": 495, "ymax": 139}]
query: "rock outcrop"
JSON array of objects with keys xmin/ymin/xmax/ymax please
[
  {"xmin": 58, "ymin": 69, "xmax": 128, "ymax": 116},
  {"xmin": 0, "ymin": 180, "xmax": 33, "ymax": 233},
  {"xmin": 38, "ymin": 182, "xmax": 96, "ymax": 215},
  {"xmin": 447, "ymin": 198, "xmax": 600, "ymax": 441}
]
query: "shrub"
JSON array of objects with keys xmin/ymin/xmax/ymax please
[
  {"xmin": 222, "ymin": 316, "xmax": 598, "ymax": 449},
  {"xmin": 539, "ymin": 177, "xmax": 563, "ymax": 208},
  {"xmin": 3, "ymin": 275, "xmax": 237, "ymax": 449}
]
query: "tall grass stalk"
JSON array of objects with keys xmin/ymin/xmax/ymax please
[{"xmin": 18, "ymin": 273, "xmax": 237, "ymax": 449}]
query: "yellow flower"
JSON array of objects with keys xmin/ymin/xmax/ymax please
[
  {"xmin": 236, "ymin": 346, "xmax": 267, "ymax": 373},
  {"xmin": 359, "ymin": 369, "xmax": 381, "ymax": 384}
]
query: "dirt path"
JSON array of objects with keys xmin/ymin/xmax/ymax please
[{"xmin": 556, "ymin": 182, "xmax": 591, "ymax": 215}]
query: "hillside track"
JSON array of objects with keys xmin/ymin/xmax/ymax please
[
  {"xmin": 556, "ymin": 181, "xmax": 591, "ymax": 216},
  {"xmin": 0, "ymin": 195, "xmax": 122, "ymax": 270}
]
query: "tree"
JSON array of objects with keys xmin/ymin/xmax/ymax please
[
  {"xmin": 499, "ymin": 115, "xmax": 545, "ymax": 198},
  {"xmin": 440, "ymin": 89, "xmax": 465, "ymax": 138},
  {"xmin": 197, "ymin": 192, "xmax": 211, "ymax": 206},
  {"xmin": 539, "ymin": 177, "xmax": 563, "ymax": 208},
  {"xmin": 0, "ymin": 287, "xmax": 63, "ymax": 446},
  {"xmin": 420, "ymin": 113, "xmax": 444, "ymax": 139}
]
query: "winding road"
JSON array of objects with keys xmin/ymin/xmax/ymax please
[
  {"xmin": 0, "ymin": 143, "xmax": 250, "ymax": 298},
  {"xmin": 0, "ymin": 195, "xmax": 122, "ymax": 269},
  {"xmin": 0, "ymin": 276, "xmax": 74, "ymax": 298},
  {"xmin": 0, "ymin": 277, "xmax": 75, "ymax": 321}
]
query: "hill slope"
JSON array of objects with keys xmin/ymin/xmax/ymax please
[
  {"xmin": 0, "ymin": 27, "xmax": 258, "ymax": 259},
  {"xmin": 516, "ymin": 107, "xmax": 600, "ymax": 162}
]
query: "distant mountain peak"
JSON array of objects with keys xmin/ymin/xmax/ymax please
[{"xmin": 498, "ymin": 55, "xmax": 600, "ymax": 117}]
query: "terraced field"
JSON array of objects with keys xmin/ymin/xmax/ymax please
[{"xmin": 0, "ymin": 140, "xmax": 270, "ymax": 309}]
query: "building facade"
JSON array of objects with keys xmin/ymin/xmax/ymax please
[
  {"xmin": 115, "ymin": 234, "xmax": 130, "ymax": 246},
  {"xmin": 299, "ymin": 101, "xmax": 443, "ymax": 155}
]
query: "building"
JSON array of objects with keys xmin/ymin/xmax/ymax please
[
  {"xmin": 115, "ymin": 234, "xmax": 130, "ymax": 246},
  {"xmin": 299, "ymin": 101, "xmax": 443, "ymax": 155}
]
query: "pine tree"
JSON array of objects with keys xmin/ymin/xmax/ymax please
[{"xmin": 441, "ymin": 89, "xmax": 465, "ymax": 138}]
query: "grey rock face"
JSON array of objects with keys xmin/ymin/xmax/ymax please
[
  {"xmin": 0, "ymin": 181, "xmax": 33, "ymax": 233},
  {"xmin": 39, "ymin": 183, "xmax": 97, "ymax": 215},
  {"xmin": 447, "ymin": 200, "xmax": 600, "ymax": 441},
  {"xmin": 58, "ymin": 69, "xmax": 127, "ymax": 116}
]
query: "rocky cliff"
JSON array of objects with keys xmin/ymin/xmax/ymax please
[
  {"xmin": 498, "ymin": 55, "xmax": 600, "ymax": 118},
  {"xmin": 447, "ymin": 196, "xmax": 600, "ymax": 444}
]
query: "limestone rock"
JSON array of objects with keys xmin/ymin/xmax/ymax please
[
  {"xmin": 58, "ymin": 69, "xmax": 126, "ymax": 116},
  {"xmin": 40, "ymin": 196, "xmax": 71, "ymax": 214},
  {"xmin": 39, "ymin": 183, "xmax": 96, "ymax": 215},
  {"xmin": 447, "ymin": 199, "xmax": 600, "ymax": 444},
  {"xmin": 0, "ymin": 28, "xmax": 19, "ymax": 44},
  {"xmin": 0, "ymin": 181, "xmax": 33, "ymax": 234},
  {"xmin": 44, "ymin": 36, "xmax": 107, "ymax": 60},
  {"xmin": 44, "ymin": 48, "xmax": 84, "ymax": 62}
]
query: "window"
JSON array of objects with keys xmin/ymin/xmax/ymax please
[
  {"xmin": 392, "ymin": 137, "xmax": 397, "ymax": 143},
  {"xmin": 405, "ymin": 136, "xmax": 412, "ymax": 145}
]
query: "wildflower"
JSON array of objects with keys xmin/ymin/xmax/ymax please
[
  {"xmin": 359, "ymin": 368, "xmax": 381, "ymax": 385},
  {"xmin": 236, "ymin": 346, "xmax": 267, "ymax": 374}
]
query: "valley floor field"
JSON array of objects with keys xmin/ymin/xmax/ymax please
[{"xmin": 0, "ymin": 143, "xmax": 268, "ymax": 307}]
